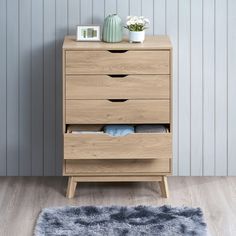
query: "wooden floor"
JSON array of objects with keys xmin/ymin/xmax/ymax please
[{"xmin": 0, "ymin": 177, "xmax": 235, "ymax": 236}]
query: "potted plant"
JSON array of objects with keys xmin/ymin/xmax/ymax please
[{"xmin": 125, "ymin": 16, "xmax": 150, "ymax": 43}]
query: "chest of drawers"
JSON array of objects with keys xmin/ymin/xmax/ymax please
[{"xmin": 62, "ymin": 36, "xmax": 172, "ymax": 198}]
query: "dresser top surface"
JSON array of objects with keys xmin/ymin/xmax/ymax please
[{"xmin": 63, "ymin": 35, "xmax": 172, "ymax": 50}]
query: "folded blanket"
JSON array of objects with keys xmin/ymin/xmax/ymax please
[
  {"xmin": 71, "ymin": 131, "xmax": 104, "ymax": 134},
  {"xmin": 135, "ymin": 125, "xmax": 167, "ymax": 133},
  {"xmin": 104, "ymin": 125, "xmax": 134, "ymax": 137}
]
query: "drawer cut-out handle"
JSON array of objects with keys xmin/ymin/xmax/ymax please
[
  {"xmin": 108, "ymin": 50, "xmax": 128, "ymax": 53},
  {"xmin": 108, "ymin": 99, "xmax": 128, "ymax": 103},
  {"xmin": 108, "ymin": 75, "xmax": 128, "ymax": 78}
]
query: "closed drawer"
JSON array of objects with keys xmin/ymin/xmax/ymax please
[
  {"xmin": 64, "ymin": 133, "xmax": 172, "ymax": 160},
  {"xmin": 64, "ymin": 159, "xmax": 171, "ymax": 175},
  {"xmin": 66, "ymin": 75, "xmax": 170, "ymax": 99},
  {"xmin": 66, "ymin": 100, "xmax": 170, "ymax": 124},
  {"xmin": 65, "ymin": 50, "xmax": 170, "ymax": 75}
]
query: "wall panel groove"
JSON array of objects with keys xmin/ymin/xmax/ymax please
[{"xmin": 0, "ymin": 0, "xmax": 235, "ymax": 176}]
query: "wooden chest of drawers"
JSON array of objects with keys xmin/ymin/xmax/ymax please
[{"xmin": 62, "ymin": 36, "xmax": 172, "ymax": 198}]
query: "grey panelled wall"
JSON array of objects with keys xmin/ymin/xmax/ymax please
[{"xmin": 0, "ymin": 0, "xmax": 236, "ymax": 176}]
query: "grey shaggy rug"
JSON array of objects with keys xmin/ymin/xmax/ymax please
[{"xmin": 34, "ymin": 205, "xmax": 208, "ymax": 236}]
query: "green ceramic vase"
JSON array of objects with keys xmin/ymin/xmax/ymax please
[{"xmin": 103, "ymin": 14, "xmax": 123, "ymax": 43}]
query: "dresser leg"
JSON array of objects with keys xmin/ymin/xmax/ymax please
[
  {"xmin": 66, "ymin": 177, "xmax": 77, "ymax": 198},
  {"xmin": 159, "ymin": 176, "xmax": 169, "ymax": 198}
]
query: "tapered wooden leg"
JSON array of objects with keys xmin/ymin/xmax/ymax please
[
  {"xmin": 159, "ymin": 176, "xmax": 169, "ymax": 198},
  {"xmin": 66, "ymin": 177, "xmax": 77, "ymax": 198}
]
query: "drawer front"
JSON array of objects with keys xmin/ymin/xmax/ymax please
[
  {"xmin": 64, "ymin": 133, "xmax": 172, "ymax": 160},
  {"xmin": 65, "ymin": 50, "xmax": 170, "ymax": 75},
  {"xmin": 66, "ymin": 75, "xmax": 170, "ymax": 99},
  {"xmin": 65, "ymin": 159, "xmax": 171, "ymax": 175},
  {"xmin": 66, "ymin": 100, "xmax": 170, "ymax": 124}
]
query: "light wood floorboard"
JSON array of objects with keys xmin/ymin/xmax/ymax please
[{"xmin": 0, "ymin": 177, "xmax": 235, "ymax": 236}]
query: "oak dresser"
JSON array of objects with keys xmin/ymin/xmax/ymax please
[{"xmin": 62, "ymin": 36, "xmax": 172, "ymax": 198}]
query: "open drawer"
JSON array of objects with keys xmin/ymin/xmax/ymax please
[
  {"xmin": 64, "ymin": 159, "xmax": 171, "ymax": 175},
  {"xmin": 64, "ymin": 133, "xmax": 172, "ymax": 160}
]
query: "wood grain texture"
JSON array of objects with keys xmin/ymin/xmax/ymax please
[
  {"xmin": 65, "ymin": 50, "xmax": 170, "ymax": 75},
  {"xmin": 66, "ymin": 99, "xmax": 170, "ymax": 124},
  {"xmin": 65, "ymin": 159, "xmax": 170, "ymax": 175},
  {"xmin": 63, "ymin": 36, "xmax": 172, "ymax": 50},
  {"xmin": 64, "ymin": 133, "xmax": 172, "ymax": 160},
  {"xmin": 72, "ymin": 176, "xmax": 163, "ymax": 182},
  {"xmin": 0, "ymin": 177, "xmax": 236, "ymax": 235},
  {"xmin": 65, "ymin": 75, "xmax": 170, "ymax": 99},
  {"xmin": 66, "ymin": 176, "xmax": 77, "ymax": 198},
  {"xmin": 0, "ymin": 0, "xmax": 7, "ymax": 175},
  {"xmin": 159, "ymin": 176, "xmax": 169, "ymax": 198}
]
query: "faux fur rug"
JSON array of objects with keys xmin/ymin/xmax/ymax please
[{"xmin": 34, "ymin": 205, "xmax": 208, "ymax": 236}]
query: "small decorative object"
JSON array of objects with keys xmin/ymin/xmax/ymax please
[
  {"xmin": 125, "ymin": 16, "xmax": 150, "ymax": 43},
  {"xmin": 76, "ymin": 26, "xmax": 100, "ymax": 41},
  {"xmin": 102, "ymin": 14, "xmax": 123, "ymax": 43}
]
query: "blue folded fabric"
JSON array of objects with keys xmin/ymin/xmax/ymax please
[{"xmin": 104, "ymin": 125, "xmax": 134, "ymax": 137}]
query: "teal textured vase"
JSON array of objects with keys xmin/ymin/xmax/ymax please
[{"xmin": 103, "ymin": 14, "xmax": 123, "ymax": 43}]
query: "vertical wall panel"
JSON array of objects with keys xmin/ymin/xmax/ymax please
[
  {"xmin": 56, "ymin": 0, "xmax": 68, "ymax": 176},
  {"xmin": 228, "ymin": 0, "xmax": 236, "ymax": 175},
  {"xmin": 0, "ymin": 0, "xmax": 7, "ymax": 175},
  {"xmin": 117, "ymin": 0, "xmax": 129, "ymax": 36},
  {"xmin": 105, "ymin": 0, "xmax": 117, "ymax": 16},
  {"xmin": 203, "ymin": 0, "xmax": 215, "ymax": 176},
  {"xmin": 43, "ymin": 0, "xmax": 56, "ymax": 176},
  {"xmin": 141, "ymin": 0, "xmax": 153, "ymax": 35},
  {"xmin": 68, "ymin": 0, "xmax": 80, "ymax": 35},
  {"xmin": 19, "ymin": 0, "xmax": 32, "ymax": 176},
  {"xmin": 117, "ymin": 0, "xmax": 129, "ymax": 25},
  {"xmin": 178, "ymin": 0, "xmax": 191, "ymax": 176},
  {"xmin": 32, "ymin": 0, "xmax": 44, "ymax": 176},
  {"xmin": 154, "ymin": 0, "xmax": 166, "ymax": 35},
  {"xmin": 129, "ymin": 0, "xmax": 141, "ymax": 15},
  {"xmin": 166, "ymin": 0, "xmax": 178, "ymax": 175},
  {"xmin": 81, "ymin": 0, "xmax": 92, "ymax": 24},
  {"xmin": 190, "ymin": 0, "xmax": 203, "ymax": 176},
  {"xmin": 92, "ymin": 0, "xmax": 105, "ymax": 26},
  {"xmin": 0, "ymin": 0, "xmax": 235, "ymax": 176},
  {"xmin": 7, "ymin": 0, "xmax": 19, "ymax": 176},
  {"xmin": 215, "ymin": 0, "xmax": 227, "ymax": 176}
]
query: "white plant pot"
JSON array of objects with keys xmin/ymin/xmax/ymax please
[{"xmin": 129, "ymin": 31, "xmax": 145, "ymax": 43}]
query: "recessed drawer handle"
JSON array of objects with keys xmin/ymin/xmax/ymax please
[
  {"xmin": 108, "ymin": 50, "xmax": 128, "ymax": 53},
  {"xmin": 108, "ymin": 75, "xmax": 128, "ymax": 78},
  {"xmin": 108, "ymin": 99, "xmax": 128, "ymax": 103}
]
